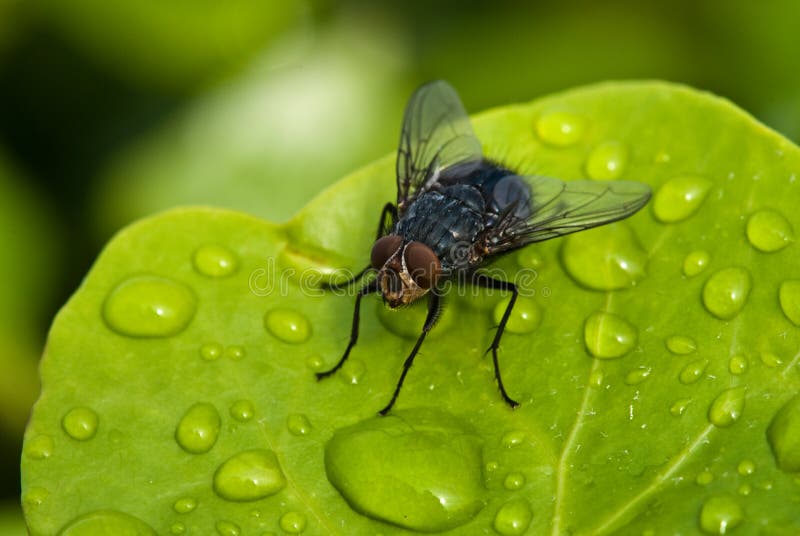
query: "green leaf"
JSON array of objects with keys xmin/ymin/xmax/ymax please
[{"xmin": 22, "ymin": 82, "xmax": 800, "ymax": 534}]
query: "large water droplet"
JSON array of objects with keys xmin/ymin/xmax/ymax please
[
  {"xmin": 708, "ymin": 387, "xmax": 745, "ymax": 428},
  {"xmin": 586, "ymin": 141, "xmax": 627, "ymax": 180},
  {"xmin": 492, "ymin": 498, "xmax": 533, "ymax": 536},
  {"xmin": 62, "ymin": 407, "xmax": 99, "ymax": 441},
  {"xmin": 779, "ymin": 280, "xmax": 800, "ymax": 326},
  {"xmin": 702, "ymin": 267, "xmax": 751, "ymax": 320},
  {"xmin": 193, "ymin": 244, "xmax": 239, "ymax": 277},
  {"xmin": 215, "ymin": 520, "xmax": 240, "ymax": 536},
  {"xmin": 679, "ymin": 359, "xmax": 708, "ymax": 385},
  {"xmin": 25, "ymin": 434, "xmax": 54, "ymax": 459},
  {"xmin": 666, "ymin": 335, "xmax": 697, "ymax": 355},
  {"xmin": 264, "ymin": 309, "xmax": 311, "ymax": 344},
  {"xmin": 229, "ymin": 400, "xmax": 255, "ymax": 422},
  {"xmin": 728, "ymin": 355, "xmax": 747, "ymax": 375},
  {"xmin": 492, "ymin": 297, "xmax": 541, "ymax": 334},
  {"xmin": 103, "ymin": 276, "xmax": 196, "ymax": 337},
  {"xmin": 584, "ymin": 311, "xmax": 637, "ymax": 359},
  {"xmin": 173, "ymin": 497, "xmax": 197, "ymax": 514},
  {"xmin": 652, "ymin": 176, "xmax": 712, "ymax": 223},
  {"xmin": 561, "ymin": 223, "xmax": 647, "ymax": 290},
  {"xmin": 175, "ymin": 402, "xmax": 220, "ymax": 454},
  {"xmin": 698, "ymin": 495, "xmax": 743, "ymax": 534},
  {"xmin": 59, "ymin": 510, "xmax": 156, "ymax": 535},
  {"xmin": 767, "ymin": 393, "xmax": 800, "ymax": 472},
  {"xmin": 287, "ymin": 414, "xmax": 312, "ymax": 436},
  {"xmin": 536, "ymin": 111, "xmax": 585, "ymax": 147},
  {"xmin": 746, "ymin": 209, "xmax": 794, "ymax": 252},
  {"xmin": 683, "ymin": 250, "xmax": 710, "ymax": 277},
  {"xmin": 503, "ymin": 472, "xmax": 526, "ymax": 491},
  {"xmin": 213, "ymin": 449, "xmax": 286, "ymax": 501},
  {"xmin": 279, "ymin": 511, "xmax": 308, "ymax": 534},
  {"xmin": 324, "ymin": 408, "xmax": 485, "ymax": 532}
]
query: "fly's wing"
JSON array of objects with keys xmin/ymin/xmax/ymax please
[
  {"xmin": 486, "ymin": 177, "xmax": 652, "ymax": 254},
  {"xmin": 396, "ymin": 80, "xmax": 483, "ymax": 214}
]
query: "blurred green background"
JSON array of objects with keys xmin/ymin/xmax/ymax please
[{"xmin": 2, "ymin": 0, "xmax": 800, "ymax": 531}]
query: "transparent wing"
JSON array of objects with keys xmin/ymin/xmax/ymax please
[
  {"xmin": 396, "ymin": 80, "xmax": 483, "ymax": 213},
  {"xmin": 486, "ymin": 177, "xmax": 652, "ymax": 254}
]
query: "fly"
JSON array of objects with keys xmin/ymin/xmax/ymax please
[{"xmin": 317, "ymin": 80, "xmax": 652, "ymax": 415}]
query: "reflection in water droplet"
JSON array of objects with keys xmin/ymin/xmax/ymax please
[
  {"xmin": 62, "ymin": 407, "xmax": 99, "ymax": 441},
  {"xmin": 25, "ymin": 434, "xmax": 54, "ymax": 459},
  {"xmin": 708, "ymin": 387, "xmax": 745, "ymax": 428},
  {"xmin": 779, "ymin": 280, "xmax": 800, "ymax": 326},
  {"xmin": 670, "ymin": 398, "xmax": 691, "ymax": 417},
  {"xmin": 213, "ymin": 449, "xmax": 286, "ymax": 501},
  {"xmin": 746, "ymin": 209, "xmax": 794, "ymax": 252},
  {"xmin": 103, "ymin": 276, "xmax": 196, "ymax": 337},
  {"xmin": 586, "ymin": 141, "xmax": 628, "ymax": 180},
  {"xmin": 561, "ymin": 224, "xmax": 647, "ymax": 290},
  {"xmin": 58, "ymin": 510, "xmax": 156, "ymax": 535},
  {"xmin": 624, "ymin": 367, "xmax": 652, "ymax": 385},
  {"xmin": 173, "ymin": 497, "xmax": 197, "ymax": 514},
  {"xmin": 279, "ymin": 511, "xmax": 308, "ymax": 534},
  {"xmin": 229, "ymin": 400, "xmax": 255, "ymax": 422},
  {"xmin": 193, "ymin": 244, "xmax": 239, "ymax": 277},
  {"xmin": 679, "ymin": 359, "xmax": 708, "ymax": 385},
  {"xmin": 760, "ymin": 352, "xmax": 783, "ymax": 368},
  {"xmin": 175, "ymin": 402, "xmax": 220, "ymax": 454},
  {"xmin": 652, "ymin": 176, "xmax": 712, "ymax": 223},
  {"xmin": 200, "ymin": 342, "xmax": 223, "ymax": 361},
  {"xmin": 536, "ymin": 111, "xmax": 585, "ymax": 147},
  {"xmin": 683, "ymin": 250, "xmax": 710, "ymax": 277},
  {"xmin": 737, "ymin": 460, "xmax": 755, "ymax": 476},
  {"xmin": 493, "ymin": 297, "xmax": 541, "ymax": 334},
  {"xmin": 264, "ymin": 309, "xmax": 311, "ymax": 344},
  {"xmin": 696, "ymin": 470, "xmax": 714, "ymax": 485},
  {"xmin": 503, "ymin": 472, "xmax": 526, "ymax": 490},
  {"xmin": 584, "ymin": 311, "xmax": 637, "ymax": 359},
  {"xmin": 698, "ymin": 495, "xmax": 743, "ymax": 535},
  {"xmin": 702, "ymin": 267, "xmax": 751, "ymax": 320},
  {"xmin": 502, "ymin": 431, "xmax": 526, "ymax": 448},
  {"xmin": 287, "ymin": 414, "xmax": 312, "ymax": 436},
  {"xmin": 225, "ymin": 345, "xmax": 246, "ymax": 360},
  {"xmin": 666, "ymin": 335, "xmax": 697, "ymax": 355},
  {"xmin": 215, "ymin": 520, "xmax": 240, "ymax": 536},
  {"xmin": 492, "ymin": 498, "xmax": 533, "ymax": 536},
  {"xmin": 340, "ymin": 359, "xmax": 366, "ymax": 385},
  {"xmin": 767, "ymin": 394, "xmax": 800, "ymax": 472},
  {"xmin": 728, "ymin": 355, "xmax": 747, "ymax": 375}
]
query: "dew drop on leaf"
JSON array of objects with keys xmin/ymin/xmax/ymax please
[
  {"xmin": 103, "ymin": 275, "xmax": 196, "ymax": 337},
  {"xmin": 584, "ymin": 311, "xmax": 637, "ymax": 359},
  {"xmin": 173, "ymin": 497, "xmax": 197, "ymax": 514},
  {"xmin": 279, "ymin": 511, "xmax": 308, "ymax": 534},
  {"xmin": 561, "ymin": 223, "xmax": 647, "ymax": 290},
  {"xmin": 170, "ymin": 522, "xmax": 185, "ymax": 534},
  {"xmin": 737, "ymin": 483, "xmax": 752, "ymax": 496},
  {"xmin": 652, "ymin": 175, "xmax": 712, "ymax": 223},
  {"xmin": 24, "ymin": 434, "xmax": 54, "ymax": 459},
  {"xmin": 670, "ymin": 398, "xmax": 692, "ymax": 417},
  {"xmin": 229, "ymin": 400, "xmax": 255, "ymax": 422},
  {"xmin": 766, "ymin": 393, "xmax": 800, "ymax": 473},
  {"xmin": 21, "ymin": 487, "xmax": 49, "ymax": 508},
  {"xmin": 728, "ymin": 355, "xmax": 748, "ymax": 375},
  {"xmin": 58, "ymin": 510, "xmax": 156, "ymax": 535},
  {"xmin": 737, "ymin": 459, "xmax": 756, "ymax": 476},
  {"xmin": 492, "ymin": 498, "xmax": 533, "ymax": 536},
  {"xmin": 199, "ymin": 342, "xmax": 223, "ymax": 361},
  {"xmin": 760, "ymin": 352, "xmax": 783, "ymax": 368},
  {"xmin": 503, "ymin": 472, "xmax": 526, "ymax": 491},
  {"xmin": 585, "ymin": 140, "xmax": 628, "ymax": 180},
  {"xmin": 745, "ymin": 209, "xmax": 794, "ymax": 252},
  {"xmin": 175, "ymin": 402, "xmax": 220, "ymax": 454},
  {"xmin": 702, "ymin": 267, "xmax": 751, "ymax": 320},
  {"xmin": 778, "ymin": 279, "xmax": 800, "ymax": 326},
  {"xmin": 588, "ymin": 369, "xmax": 604, "ymax": 387},
  {"xmin": 213, "ymin": 449, "xmax": 286, "ymax": 502},
  {"xmin": 339, "ymin": 359, "xmax": 365, "ymax": 385},
  {"xmin": 683, "ymin": 250, "xmax": 710, "ymax": 277},
  {"xmin": 305, "ymin": 354, "xmax": 324, "ymax": 371},
  {"xmin": 698, "ymin": 495, "xmax": 743, "ymax": 535},
  {"xmin": 666, "ymin": 334, "xmax": 697, "ymax": 355},
  {"xmin": 624, "ymin": 366, "xmax": 652, "ymax": 385},
  {"xmin": 501, "ymin": 430, "xmax": 526, "ymax": 448},
  {"xmin": 679, "ymin": 359, "xmax": 709, "ymax": 385},
  {"xmin": 695, "ymin": 470, "xmax": 714, "ymax": 485},
  {"xmin": 287, "ymin": 413, "xmax": 312, "ymax": 436},
  {"xmin": 492, "ymin": 297, "xmax": 541, "ymax": 334},
  {"xmin": 264, "ymin": 308, "xmax": 311, "ymax": 343},
  {"xmin": 516, "ymin": 248, "xmax": 544, "ymax": 269},
  {"xmin": 707, "ymin": 387, "xmax": 745, "ymax": 428},
  {"xmin": 215, "ymin": 520, "xmax": 240, "ymax": 536},
  {"xmin": 192, "ymin": 244, "xmax": 239, "ymax": 277},
  {"xmin": 61, "ymin": 407, "xmax": 99, "ymax": 441},
  {"xmin": 535, "ymin": 111, "xmax": 585, "ymax": 147},
  {"xmin": 225, "ymin": 344, "xmax": 246, "ymax": 360}
]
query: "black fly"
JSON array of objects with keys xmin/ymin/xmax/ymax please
[{"xmin": 317, "ymin": 81, "xmax": 651, "ymax": 415}]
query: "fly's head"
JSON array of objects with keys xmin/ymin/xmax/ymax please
[{"xmin": 371, "ymin": 234, "xmax": 441, "ymax": 308}]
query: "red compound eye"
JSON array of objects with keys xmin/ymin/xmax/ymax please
[{"xmin": 371, "ymin": 234, "xmax": 403, "ymax": 269}]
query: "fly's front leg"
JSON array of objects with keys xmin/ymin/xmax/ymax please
[{"xmin": 473, "ymin": 274, "xmax": 520, "ymax": 408}]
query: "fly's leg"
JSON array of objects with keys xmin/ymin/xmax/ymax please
[
  {"xmin": 473, "ymin": 274, "xmax": 520, "ymax": 408},
  {"xmin": 379, "ymin": 292, "xmax": 443, "ymax": 415}
]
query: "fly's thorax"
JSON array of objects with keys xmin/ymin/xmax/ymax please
[{"xmin": 371, "ymin": 235, "xmax": 442, "ymax": 308}]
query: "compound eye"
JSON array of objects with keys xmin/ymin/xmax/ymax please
[
  {"xmin": 371, "ymin": 234, "xmax": 403, "ymax": 269},
  {"xmin": 404, "ymin": 241, "xmax": 441, "ymax": 289}
]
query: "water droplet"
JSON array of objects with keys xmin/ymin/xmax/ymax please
[
  {"xmin": 225, "ymin": 345, "xmax": 246, "ymax": 360},
  {"xmin": 59, "ymin": 510, "xmax": 156, "ymax": 535},
  {"xmin": 586, "ymin": 140, "xmax": 628, "ymax": 180},
  {"xmin": 103, "ymin": 276, "xmax": 196, "ymax": 337},
  {"xmin": 666, "ymin": 335, "xmax": 697, "ymax": 355},
  {"xmin": 173, "ymin": 497, "xmax": 197, "ymax": 514},
  {"xmin": 588, "ymin": 369, "xmax": 604, "ymax": 387},
  {"xmin": 264, "ymin": 309, "xmax": 311, "ymax": 344},
  {"xmin": 702, "ymin": 267, "xmax": 751, "ymax": 320},
  {"xmin": 339, "ymin": 359, "xmax": 365, "ymax": 385},
  {"xmin": 654, "ymin": 151, "xmax": 671, "ymax": 164},
  {"xmin": 200, "ymin": 342, "xmax": 223, "ymax": 361},
  {"xmin": 652, "ymin": 175, "xmax": 712, "ymax": 223},
  {"xmin": 625, "ymin": 367, "xmax": 652, "ymax": 385},
  {"xmin": 170, "ymin": 522, "xmax": 185, "ymax": 534},
  {"xmin": 377, "ymin": 298, "xmax": 453, "ymax": 339},
  {"xmin": 21, "ymin": 487, "xmax": 49, "ymax": 508},
  {"xmin": 306, "ymin": 354, "xmax": 324, "ymax": 371},
  {"xmin": 683, "ymin": 250, "xmax": 710, "ymax": 277},
  {"xmin": 503, "ymin": 472, "xmax": 526, "ymax": 490},
  {"xmin": 728, "ymin": 355, "xmax": 748, "ymax": 375},
  {"xmin": 696, "ymin": 470, "xmax": 714, "ymax": 485},
  {"xmin": 492, "ymin": 498, "xmax": 533, "ymax": 536},
  {"xmin": 193, "ymin": 244, "xmax": 238, "ymax": 277},
  {"xmin": 279, "ymin": 511, "xmax": 307, "ymax": 534},
  {"xmin": 229, "ymin": 400, "xmax": 255, "ymax": 422},
  {"xmin": 536, "ymin": 111, "xmax": 584, "ymax": 147},
  {"xmin": 746, "ymin": 209, "xmax": 794, "ymax": 252},
  {"xmin": 767, "ymin": 394, "xmax": 800, "ymax": 472},
  {"xmin": 25, "ymin": 434, "xmax": 54, "ymax": 459},
  {"xmin": 708, "ymin": 387, "xmax": 745, "ymax": 428},
  {"xmin": 492, "ymin": 297, "xmax": 541, "ymax": 334},
  {"xmin": 502, "ymin": 430, "xmax": 526, "ymax": 448},
  {"xmin": 737, "ymin": 483, "xmax": 752, "ymax": 496},
  {"xmin": 561, "ymin": 223, "xmax": 647, "ymax": 290},
  {"xmin": 213, "ymin": 449, "xmax": 286, "ymax": 501},
  {"xmin": 215, "ymin": 520, "xmax": 240, "ymax": 536},
  {"xmin": 584, "ymin": 311, "xmax": 637, "ymax": 359},
  {"xmin": 325, "ymin": 408, "xmax": 485, "ymax": 531},
  {"xmin": 760, "ymin": 352, "xmax": 783, "ymax": 368},
  {"xmin": 62, "ymin": 407, "xmax": 99, "ymax": 441},
  {"xmin": 516, "ymin": 249, "xmax": 544, "ymax": 269},
  {"xmin": 175, "ymin": 402, "xmax": 220, "ymax": 454},
  {"xmin": 779, "ymin": 280, "xmax": 800, "ymax": 326},
  {"xmin": 670, "ymin": 398, "xmax": 692, "ymax": 417},
  {"xmin": 287, "ymin": 414, "xmax": 312, "ymax": 436},
  {"xmin": 699, "ymin": 495, "xmax": 743, "ymax": 534},
  {"xmin": 679, "ymin": 359, "xmax": 709, "ymax": 385},
  {"xmin": 737, "ymin": 460, "xmax": 755, "ymax": 476},
  {"xmin": 485, "ymin": 460, "xmax": 499, "ymax": 473}
]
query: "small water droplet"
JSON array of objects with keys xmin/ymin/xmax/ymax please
[
  {"xmin": 670, "ymin": 398, "xmax": 692, "ymax": 417},
  {"xmin": 173, "ymin": 497, "xmax": 197, "ymax": 514},
  {"xmin": 25, "ymin": 434, "xmax": 54, "ymax": 459},
  {"xmin": 779, "ymin": 280, "xmax": 800, "ymax": 326},
  {"xmin": 728, "ymin": 355, "xmax": 748, "ymax": 375},
  {"xmin": 737, "ymin": 483, "xmax": 752, "ymax": 496},
  {"xmin": 737, "ymin": 460, "xmax": 755, "ymax": 476},
  {"xmin": 175, "ymin": 402, "xmax": 220, "ymax": 454},
  {"xmin": 702, "ymin": 267, "xmax": 752, "ymax": 320},
  {"xmin": 215, "ymin": 520, "xmax": 241, "ymax": 536},
  {"xmin": 536, "ymin": 111, "xmax": 585, "ymax": 147},
  {"xmin": 767, "ymin": 393, "xmax": 800, "ymax": 472},
  {"xmin": 225, "ymin": 345, "xmax": 246, "ymax": 360},
  {"xmin": 586, "ymin": 141, "xmax": 628, "ymax": 180},
  {"xmin": 698, "ymin": 495, "xmax": 743, "ymax": 534},
  {"xmin": 306, "ymin": 354, "xmax": 324, "ymax": 371},
  {"xmin": 287, "ymin": 414, "xmax": 312, "ymax": 436},
  {"xmin": 229, "ymin": 400, "xmax": 255, "ymax": 422},
  {"xmin": 264, "ymin": 309, "xmax": 311, "ymax": 344},
  {"xmin": 624, "ymin": 367, "xmax": 652, "ymax": 385},
  {"xmin": 62, "ymin": 407, "xmax": 99, "ymax": 441},
  {"xmin": 339, "ymin": 359, "xmax": 365, "ymax": 385},
  {"xmin": 654, "ymin": 151, "xmax": 671, "ymax": 164},
  {"xmin": 760, "ymin": 352, "xmax": 783, "ymax": 368},
  {"xmin": 21, "ymin": 487, "xmax": 49, "ymax": 508},
  {"xmin": 683, "ymin": 250, "xmax": 710, "ymax": 277},
  {"xmin": 516, "ymin": 249, "xmax": 544, "ymax": 269},
  {"xmin": 485, "ymin": 460, "xmax": 499, "ymax": 473},
  {"xmin": 213, "ymin": 449, "xmax": 286, "ymax": 502},
  {"xmin": 279, "ymin": 511, "xmax": 307, "ymax": 534},
  {"xmin": 746, "ymin": 209, "xmax": 794, "ymax": 252},
  {"xmin": 652, "ymin": 175, "xmax": 712, "ymax": 223},
  {"xmin": 502, "ymin": 430, "xmax": 526, "ymax": 448},
  {"xmin": 492, "ymin": 498, "xmax": 533, "ymax": 536},
  {"xmin": 193, "ymin": 244, "xmax": 238, "ymax": 278},
  {"xmin": 561, "ymin": 223, "xmax": 647, "ymax": 290},
  {"xmin": 492, "ymin": 297, "xmax": 541, "ymax": 334},
  {"xmin": 584, "ymin": 311, "xmax": 637, "ymax": 359},
  {"xmin": 708, "ymin": 387, "xmax": 745, "ymax": 428},
  {"xmin": 200, "ymin": 342, "xmax": 223, "ymax": 361},
  {"xmin": 666, "ymin": 335, "xmax": 697, "ymax": 355},
  {"xmin": 503, "ymin": 472, "xmax": 526, "ymax": 490},
  {"xmin": 679, "ymin": 359, "xmax": 709, "ymax": 385},
  {"xmin": 757, "ymin": 480, "xmax": 773, "ymax": 491},
  {"xmin": 103, "ymin": 276, "xmax": 196, "ymax": 337},
  {"xmin": 170, "ymin": 522, "xmax": 185, "ymax": 534},
  {"xmin": 696, "ymin": 470, "xmax": 714, "ymax": 485},
  {"xmin": 588, "ymin": 369, "xmax": 604, "ymax": 387},
  {"xmin": 58, "ymin": 510, "xmax": 156, "ymax": 535}
]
